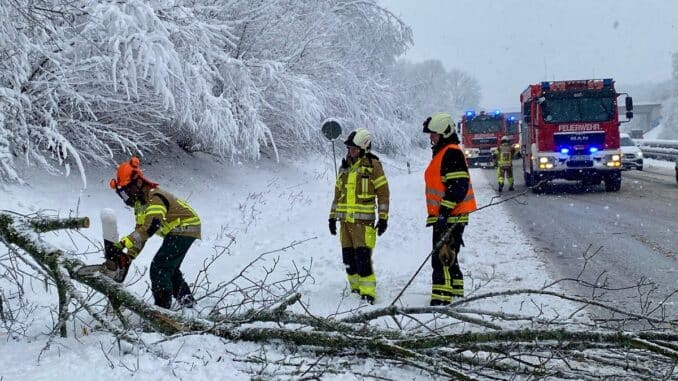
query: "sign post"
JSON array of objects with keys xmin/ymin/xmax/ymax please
[{"xmin": 321, "ymin": 119, "xmax": 342, "ymax": 175}]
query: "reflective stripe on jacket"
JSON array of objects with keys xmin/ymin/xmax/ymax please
[
  {"xmin": 424, "ymin": 144, "xmax": 477, "ymax": 224},
  {"xmin": 496, "ymin": 144, "xmax": 513, "ymax": 167},
  {"xmin": 330, "ymin": 155, "xmax": 390, "ymax": 223},
  {"xmin": 121, "ymin": 187, "xmax": 201, "ymax": 258}
]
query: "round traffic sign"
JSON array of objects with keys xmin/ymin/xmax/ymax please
[{"xmin": 321, "ymin": 119, "xmax": 342, "ymax": 141}]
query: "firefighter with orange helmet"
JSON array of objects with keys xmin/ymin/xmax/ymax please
[
  {"xmin": 494, "ymin": 136, "xmax": 515, "ymax": 192},
  {"xmin": 423, "ymin": 113, "xmax": 477, "ymax": 306},
  {"xmin": 328, "ymin": 128, "xmax": 390, "ymax": 304},
  {"xmin": 108, "ymin": 157, "xmax": 201, "ymax": 309}
]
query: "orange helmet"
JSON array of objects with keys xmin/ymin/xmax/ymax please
[{"xmin": 109, "ymin": 157, "xmax": 156, "ymax": 189}]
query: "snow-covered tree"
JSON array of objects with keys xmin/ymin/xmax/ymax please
[
  {"xmin": 0, "ymin": 0, "xmax": 414, "ymax": 182},
  {"xmin": 392, "ymin": 59, "xmax": 481, "ymax": 122},
  {"xmin": 389, "ymin": 59, "xmax": 481, "ymax": 147}
]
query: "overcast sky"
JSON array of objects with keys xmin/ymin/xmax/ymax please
[{"xmin": 379, "ymin": 0, "xmax": 678, "ymax": 110}]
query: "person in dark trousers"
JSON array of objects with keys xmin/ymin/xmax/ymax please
[
  {"xmin": 328, "ymin": 128, "xmax": 390, "ymax": 304},
  {"xmin": 422, "ymin": 113, "xmax": 477, "ymax": 306},
  {"xmin": 108, "ymin": 157, "xmax": 201, "ymax": 309}
]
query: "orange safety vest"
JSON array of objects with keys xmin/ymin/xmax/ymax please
[{"xmin": 425, "ymin": 144, "xmax": 477, "ymax": 222}]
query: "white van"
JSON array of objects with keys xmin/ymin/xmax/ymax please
[{"xmin": 620, "ymin": 133, "xmax": 643, "ymax": 171}]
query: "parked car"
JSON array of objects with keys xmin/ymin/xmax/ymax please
[{"xmin": 620, "ymin": 133, "xmax": 643, "ymax": 171}]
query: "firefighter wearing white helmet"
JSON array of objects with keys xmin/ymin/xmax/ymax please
[
  {"xmin": 328, "ymin": 128, "xmax": 390, "ymax": 304},
  {"xmin": 423, "ymin": 112, "xmax": 477, "ymax": 306},
  {"xmin": 494, "ymin": 135, "xmax": 516, "ymax": 192}
]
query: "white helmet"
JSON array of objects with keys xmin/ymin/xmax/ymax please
[
  {"xmin": 344, "ymin": 128, "xmax": 372, "ymax": 150},
  {"xmin": 501, "ymin": 136, "xmax": 510, "ymax": 144},
  {"xmin": 422, "ymin": 112, "xmax": 455, "ymax": 138}
]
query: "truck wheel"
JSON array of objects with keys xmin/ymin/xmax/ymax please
[
  {"xmin": 604, "ymin": 175, "xmax": 621, "ymax": 192},
  {"xmin": 531, "ymin": 182, "xmax": 545, "ymax": 194}
]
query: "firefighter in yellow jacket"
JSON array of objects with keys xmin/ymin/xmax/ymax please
[
  {"xmin": 328, "ymin": 128, "xmax": 389, "ymax": 304},
  {"xmin": 108, "ymin": 157, "xmax": 201, "ymax": 309},
  {"xmin": 494, "ymin": 136, "xmax": 516, "ymax": 192},
  {"xmin": 423, "ymin": 113, "xmax": 477, "ymax": 306}
]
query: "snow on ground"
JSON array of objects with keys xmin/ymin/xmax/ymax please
[
  {"xmin": 1, "ymin": 148, "xmax": 581, "ymax": 379},
  {"xmin": 645, "ymin": 157, "xmax": 676, "ymax": 169}
]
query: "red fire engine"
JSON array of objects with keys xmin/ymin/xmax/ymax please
[
  {"xmin": 458, "ymin": 110, "xmax": 506, "ymax": 167},
  {"xmin": 520, "ymin": 79, "xmax": 633, "ymax": 192},
  {"xmin": 505, "ymin": 115, "xmax": 521, "ymax": 157}
]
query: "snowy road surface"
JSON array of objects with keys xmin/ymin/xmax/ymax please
[{"xmin": 493, "ymin": 159, "xmax": 677, "ymax": 322}]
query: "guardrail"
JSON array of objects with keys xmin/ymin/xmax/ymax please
[{"xmin": 636, "ymin": 139, "xmax": 678, "ymax": 162}]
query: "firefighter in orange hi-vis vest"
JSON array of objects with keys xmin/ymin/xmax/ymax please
[{"xmin": 423, "ymin": 113, "xmax": 477, "ymax": 306}]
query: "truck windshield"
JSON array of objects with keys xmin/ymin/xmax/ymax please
[
  {"xmin": 506, "ymin": 120, "xmax": 518, "ymax": 134},
  {"xmin": 541, "ymin": 97, "xmax": 615, "ymax": 123},
  {"xmin": 620, "ymin": 137, "xmax": 636, "ymax": 146},
  {"xmin": 466, "ymin": 118, "xmax": 502, "ymax": 134}
]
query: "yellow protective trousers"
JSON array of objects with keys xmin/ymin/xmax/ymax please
[{"xmin": 340, "ymin": 222, "xmax": 377, "ymax": 298}]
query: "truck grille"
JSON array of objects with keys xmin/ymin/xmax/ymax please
[
  {"xmin": 472, "ymin": 138, "xmax": 497, "ymax": 145},
  {"xmin": 566, "ymin": 160, "xmax": 593, "ymax": 168}
]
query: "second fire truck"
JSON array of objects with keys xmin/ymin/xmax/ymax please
[{"xmin": 458, "ymin": 110, "xmax": 507, "ymax": 167}]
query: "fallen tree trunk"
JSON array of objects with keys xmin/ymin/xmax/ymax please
[{"xmin": 1, "ymin": 212, "xmax": 676, "ymax": 380}]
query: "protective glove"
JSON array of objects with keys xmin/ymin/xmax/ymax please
[
  {"xmin": 328, "ymin": 218, "xmax": 337, "ymax": 235},
  {"xmin": 438, "ymin": 244, "xmax": 456, "ymax": 266},
  {"xmin": 434, "ymin": 205, "xmax": 451, "ymax": 230},
  {"xmin": 376, "ymin": 219, "xmax": 387, "ymax": 236},
  {"xmin": 433, "ymin": 215, "xmax": 447, "ymax": 231}
]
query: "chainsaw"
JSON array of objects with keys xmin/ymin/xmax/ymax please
[{"xmin": 76, "ymin": 208, "xmax": 130, "ymax": 283}]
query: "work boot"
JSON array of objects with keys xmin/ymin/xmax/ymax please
[
  {"xmin": 177, "ymin": 294, "xmax": 196, "ymax": 308},
  {"xmin": 509, "ymin": 185, "xmax": 514, "ymax": 191},
  {"xmin": 498, "ymin": 184, "xmax": 503, "ymax": 193},
  {"xmin": 361, "ymin": 295, "xmax": 375, "ymax": 305},
  {"xmin": 350, "ymin": 288, "xmax": 360, "ymax": 295},
  {"xmin": 152, "ymin": 289, "xmax": 173, "ymax": 309},
  {"xmin": 430, "ymin": 299, "xmax": 450, "ymax": 306}
]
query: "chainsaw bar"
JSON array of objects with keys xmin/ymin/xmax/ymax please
[{"xmin": 76, "ymin": 264, "xmax": 104, "ymax": 276}]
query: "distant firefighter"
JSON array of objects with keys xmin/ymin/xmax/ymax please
[{"xmin": 494, "ymin": 136, "xmax": 516, "ymax": 192}]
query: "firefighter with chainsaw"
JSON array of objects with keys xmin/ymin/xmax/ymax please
[
  {"xmin": 494, "ymin": 136, "xmax": 515, "ymax": 192},
  {"xmin": 423, "ymin": 113, "xmax": 477, "ymax": 306},
  {"xmin": 328, "ymin": 128, "xmax": 389, "ymax": 304},
  {"xmin": 106, "ymin": 157, "xmax": 201, "ymax": 309}
]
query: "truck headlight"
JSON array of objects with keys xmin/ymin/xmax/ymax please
[
  {"xmin": 604, "ymin": 154, "xmax": 621, "ymax": 167},
  {"xmin": 636, "ymin": 152, "xmax": 643, "ymax": 158},
  {"xmin": 537, "ymin": 156, "xmax": 555, "ymax": 169}
]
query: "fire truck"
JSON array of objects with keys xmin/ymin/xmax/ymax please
[
  {"xmin": 458, "ymin": 110, "xmax": 506, "ymax": 167},
  {"xmin": 520, "ymin": 78, "xmax": 633, "ymax": 192},
  {"xmin": 504, "ymin": 115, "xmax": 521, "ymax": 157}
]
